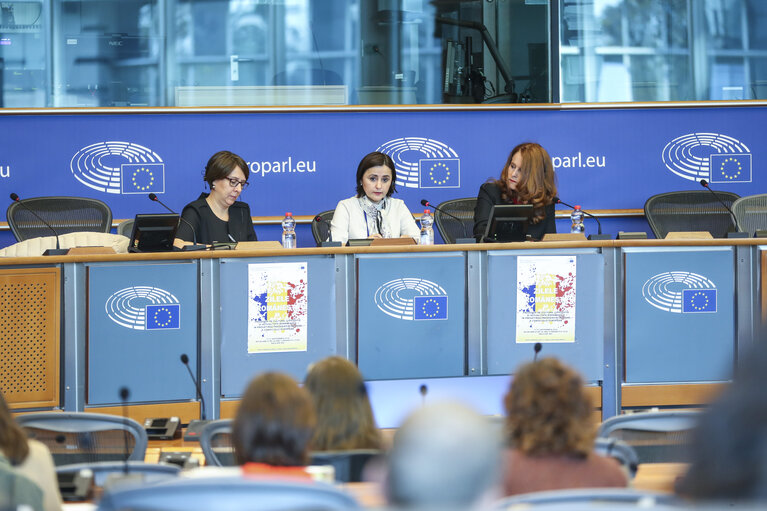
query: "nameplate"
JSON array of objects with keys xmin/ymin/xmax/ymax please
[
  {"xmin": 541, "ymin": 233, "xmax": 588, "ymax": 242},
  {"xmin": 235, "ymin": 241, "xmax": 283, "ymax": 250},
  {"xmin": 66, "ymin": 246, "xmax": 117, "ymax": 255},
  {"xmin": 370, "ymin": 237, "xmax": 417, "ymax": 246},
  {"xmin": 664, "ymin": 231, "xmax": 713, "ymax": 240}
]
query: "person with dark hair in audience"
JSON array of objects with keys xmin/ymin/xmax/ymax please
[
  {"xmin": 502, "ymin": 357, "xmax": 627, "ymax": 495},
  {"xmin": 232, "ymin": 372, "xmax": 317, "ymax": 478},
  {"xmin": 0, "ymin": 390, "xmax": 61, "ymax": 511},
  {"xmin": 304, "ymin": 356, "xmax": 382, "ymax": 451},
  {"xmin": 474, "ymin": 142, "xmax": 557, "ymax": 241},
  {"xmin": 385, "ymin": 401, "xmax": 502, "ymax": 509},
  {"xmin": 330, "ymin": 151, "xmax": 420, "ymax": 245},
  {"xmin": 675, "ymin": 343, "xmax": 767, "ymax": 502},
  {"xmin": 175, "ymin": 150, "xmax": 257, "ymax": 247}
]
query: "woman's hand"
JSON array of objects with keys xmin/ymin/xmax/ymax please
[
  {"xmin": 173, "ymin": 238, "xmax": 191, "ymax": 249},
  {"xmin": 369, "ymin": 233, "xmax": 383, "ymax": 239}
]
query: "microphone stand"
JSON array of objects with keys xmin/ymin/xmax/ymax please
[
  {"xmin": 555, "ymin": 197, "xmax": 611, "ymax": 240},
  {"xmin": 699, "ymin": 180, "xmax": 748, "ymax": 237},
  {"xmin": 9, "ymin": 193, "xmax": 68, "ymax": 255},
  {"xmin": 314, "ymin": 216, "xmax": 341, "ymax": 247},
  {"xmin": 147, "ymin": 193, "xmax": 208, "ymax": 250}
]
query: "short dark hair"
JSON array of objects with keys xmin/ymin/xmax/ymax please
[
  {"xmin": 355, "ymin": 151, "xmax": 397, "ymax": 198},
  {"xmin": 204, "ymin": 150, "xmax": 249, "ymax": 188},
  {"xmin": 232, "ymin": 372, "xmax": 316, "ymax": 467}
]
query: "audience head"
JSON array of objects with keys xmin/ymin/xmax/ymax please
[
  {"xmin": 386, "ymin": 401, "xmax": 501, "ymax": 508},
  {"xmin": 304, "ymin": 356, "xmax": 381, "ymax": 451},
  {"xmin": 232, "ymin": 372, "xmax": 316, "ymax": 467},
  {"xmin": 505, "ymin": 357, "xmax": 594, "ymax": 457},
  {"xmin": 355, "ymin": 151, "xmax": 397, "ymax": 201},
  {"xmin": 497, "ymin": 142, "xmax": 557, "ymax": 222},
  {"xmin": 676, "ymin": 344, "xmax": 767, "ymax": 501},
  {"xmin": 0, "ymin": 390, "xmax": 29, "ymax": 465}
]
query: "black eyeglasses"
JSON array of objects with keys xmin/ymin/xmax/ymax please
[{"xmin": 226, "ymin": 177, "xmax": 249, "ymax": 189}]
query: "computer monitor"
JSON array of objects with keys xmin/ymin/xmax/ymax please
[
  {"xmin": 482, "ymin": 204, "xmax": 534, "ymax": 242},
  {"xmin": 128, "ymin": 213, "xmax": 179, "ymax": 252}
]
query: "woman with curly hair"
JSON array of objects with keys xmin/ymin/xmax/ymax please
[
  {"xmin": 502, "ymin": 357, "xmax": 627, "ymax": 495},
  {"xmin": 473, "ymin": 142, "xmax": 557, "ymax": 241},
  {"xmin": 304, "ymin": 356, "xmax": 382, "ymax": 451}
]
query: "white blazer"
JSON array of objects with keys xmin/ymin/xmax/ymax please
[{"xmin": 330, "ymin": 196, "xmax": 420, "ymax": 244}]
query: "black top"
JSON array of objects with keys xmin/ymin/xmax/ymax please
[
  {"xmin": 473, "ymin": 182, "xmax": 556, "ymax": 241},
  {"xmin": 177, "ymin": 193, "xmax": 258, "ymax": 245}
]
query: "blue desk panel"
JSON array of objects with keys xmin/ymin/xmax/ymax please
[
  {"xmin": 87, "ymin": 262, "xmax": 199, "ymax": 405},
  {"xmin": 486, "ymin": 249, "xmax": 605, "ymax": 382},
  {"xmin": 624, "ymin": 247, "xmax": 735, "ymax": 383},
  {"xmin": 219, "ymin": 255, "xmax": 337, "ymax": 396},
  {"xmin": 356, "ymin": 253, "xmax": 466, "ymax": 380}
]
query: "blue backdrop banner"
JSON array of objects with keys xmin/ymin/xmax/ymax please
[{"xmin": 1, "ymin": 105, "xmax": 765, "ymax": 220}]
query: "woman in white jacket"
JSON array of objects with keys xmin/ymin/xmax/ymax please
[{"xmin": 330, "ymin": 151, "xmax": 420, "ymax": 245}]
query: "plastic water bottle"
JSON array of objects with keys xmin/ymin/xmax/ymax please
[
  {"xmin": 420, "ymin": 209, "xmax": 434, "ymax": 245},
  {"xmin": 281, "ymin": 212, "xmax": 296, "ymax": 248},
  {"xmin": 570, "ymin": 205, "xmax": 585, "ymax": 234}
]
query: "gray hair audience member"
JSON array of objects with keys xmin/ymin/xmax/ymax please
[{"xmin": 385, "ymin": 401, "xmax": 502, "ymax": 509}]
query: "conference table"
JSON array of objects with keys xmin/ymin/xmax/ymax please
[{"xmin": 2, "ymin": 238, "xmax": 764, "ymax": 424}]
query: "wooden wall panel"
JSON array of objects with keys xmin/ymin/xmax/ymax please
[{"xmin": 0, "ymin": 267, "xmax": 60, "ymax": 409}]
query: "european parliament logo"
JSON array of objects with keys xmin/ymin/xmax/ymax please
[
  {"xmin": 374, "ymin": 278, "xmax": 448, "ymax": 321},
  {"xmin": 662, "ymin": 133, "xmax": 751, "ymax": 183},
  {"xmin": 377, "ymin": 137, "xmax": 460, "ymax": 189},
  {"xmin": 71, "ymin": 141, "xmax": 166, "ymax": 194},
  {"xmin": 105, "ymin": 286, "xmax": 181, "ymax": 330},
  {"xmin": 642, "ymin": 271, "xmax": 717, "ymax": 314}
]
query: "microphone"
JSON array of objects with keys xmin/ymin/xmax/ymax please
[
  {"xmin": 313, "ymin": 215, "xmax": 341, "ymax": 247},
  {"xmin": 533, "ymin": 342, "xmax": 542, "ymax": 361},
  {"xmin": 420, "ymin": 199, "xmax": 475, "ymax": 243},
  {"xmin": 699, "ymin": 179, "xmax": 743, "ymax": 235},
  {"xmin": 147, "ymin": 193, "xmax": 207, "ymax": 250},
  {"xmin": 554, "ymin": 197, "xmax": 609, "ymax": 239},
  {"xmin": 9, "ymin": 193, "xmax": 68, "ymax": 255},
  {"xmin": 419, "ymin": 384, "xmax": 428, "ymax": 406},
  {"xmin": 180, "ymin": 353, "xmax": 210, "ymax": 441},
  {"xmin": 118, "ymin": 387, "xmax": 131, "ymax": 474}
]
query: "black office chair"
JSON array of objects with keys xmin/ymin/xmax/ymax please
[
  {"xmin": 309, "ymin": 449, "xmax": 381, "ymax": 483},
  {"xmin": 434, "ymin": 198, "xmax": 477, "ymax": 243},
  {"xmin": 644, "ymin": 190, "xmax": 739, "ymax": 239},
  {"xmin": 593, "ymin": 437, "xmax": 640, "ymax": 479},
  {"xmin": 311, "ymin": 209, "xmax": 335, "ymax": 246},
  {"xmin": 16, "ymin": 412, "xmax": 148, "ymax": 465},
  {"xmin": 116, "ymin": 219, "xmax": 134, "ymax": 237},
  {"xmin": 732, "ymin": 193, "xmax": 767, "ymax": 236},
  {"xmin": 6, "ymin": 196, "xmax": 113, "ymax": 242},
  {"xmin": 597, "ymin": 411, "xmax": 698, "ymax": 464},
  {"xmin": 199, "ymin": 419, "xmax": 235, "ymax": 467}
]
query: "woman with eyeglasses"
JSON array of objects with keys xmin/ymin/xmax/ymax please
[{"xmin": 175, "ymin": 150, "xmax": 258, "ymax": 247}]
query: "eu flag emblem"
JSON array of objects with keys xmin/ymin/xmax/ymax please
[
  {"xmin": 121, "ymin": 163, "xmax": 166, "ymax": 194},
  {"xmin": 414, "ymin": 296, "xmax": 448, "ymax": 320},
  {"xmin": 419, "ymin": 159, "xmax": 460, "ymax": 188},
  {"xmin": 710, "ymin": 154, "xmax": 751, "ymax": 183},
  {"xmin": 682, "ymin": 289, "xmax": 717, "ymax": 313},
  {"xmin": 146, "ymin": 304, "xmax": 181, "ymax": 329}
]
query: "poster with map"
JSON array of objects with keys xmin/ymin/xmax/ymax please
[
  {"xmin": 247, "ymin": 262, "xmax": 308, "ymax": 353},
  {"xmin": 516, "ymin": 256, "xmax": 576, "ymax": 343}
]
